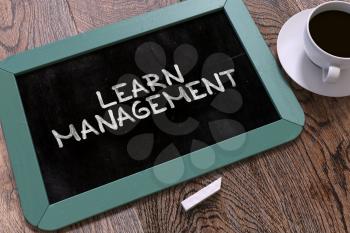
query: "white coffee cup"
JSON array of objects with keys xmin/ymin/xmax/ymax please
[{"xmin": 304, "ymin": 1, "xmax": 350, "ymax": 83}]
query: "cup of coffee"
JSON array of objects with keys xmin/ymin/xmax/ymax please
[{"xmin": 304, "ymin": 1, "xmax": 350, "ymax": 83}]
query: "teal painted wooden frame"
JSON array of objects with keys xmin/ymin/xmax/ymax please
[{"xmin": 0, "ymin": 0, "xmax": 304, "ymax": 230}]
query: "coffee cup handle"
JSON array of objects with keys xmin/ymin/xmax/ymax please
[{"xmin": 322, "ymin": 65, "xmax": 341, "ymax": 83}]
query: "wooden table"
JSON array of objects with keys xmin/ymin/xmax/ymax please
[{"xmin": 0, "ymin": 0, "xmax": 349, "ymax": 232}]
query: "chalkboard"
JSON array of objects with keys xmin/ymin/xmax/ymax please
[
  {"xmin": 17, "ymin": 10, "xmax": 279, "ymax": 204},
  {"xmin": 0, "ymin": 0, "xmax": 303, "ymax": 230}
]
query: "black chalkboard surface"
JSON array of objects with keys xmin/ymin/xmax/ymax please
[{"xmin": 16, "ymin": 11, "xmax": 279, "ymax": 204}]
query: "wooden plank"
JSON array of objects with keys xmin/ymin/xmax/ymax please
[
  {"xmin": 60, "ymin": 206, "xmax": 144, "ymax": 233},
  {"xmin": 66, "ymin": 0, "xmax": 179, "ymax": 33},
  {"xmin": 0, "ymin": 0, "xmax": 77, "ymax": 60}
]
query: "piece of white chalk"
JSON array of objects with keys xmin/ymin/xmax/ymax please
[{"xmin": 181, "ymin": 177, "xmax": 222, "ymax": 211}]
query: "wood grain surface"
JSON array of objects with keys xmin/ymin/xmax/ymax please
[{"xmin": 0, "ymin": 0, "xmax": 349, "ymax": 232}]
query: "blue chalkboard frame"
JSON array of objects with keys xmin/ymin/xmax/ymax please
[{"xmin": 0, "ymin": 0, "xmax": 304, "ymax": 230}]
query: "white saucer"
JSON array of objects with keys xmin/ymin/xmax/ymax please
[{"xmin": 277, "ymin": 9, "xmax": 350, "ymax": 97}]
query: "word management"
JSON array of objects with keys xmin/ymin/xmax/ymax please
[{"xmin": 52, "ymin": 64, "xmax": 236, "ymax": 148}]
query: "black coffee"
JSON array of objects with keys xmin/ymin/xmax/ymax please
[{"xmin": 309, "ymin": 10, "xmax": 350, "ymax": 57}]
